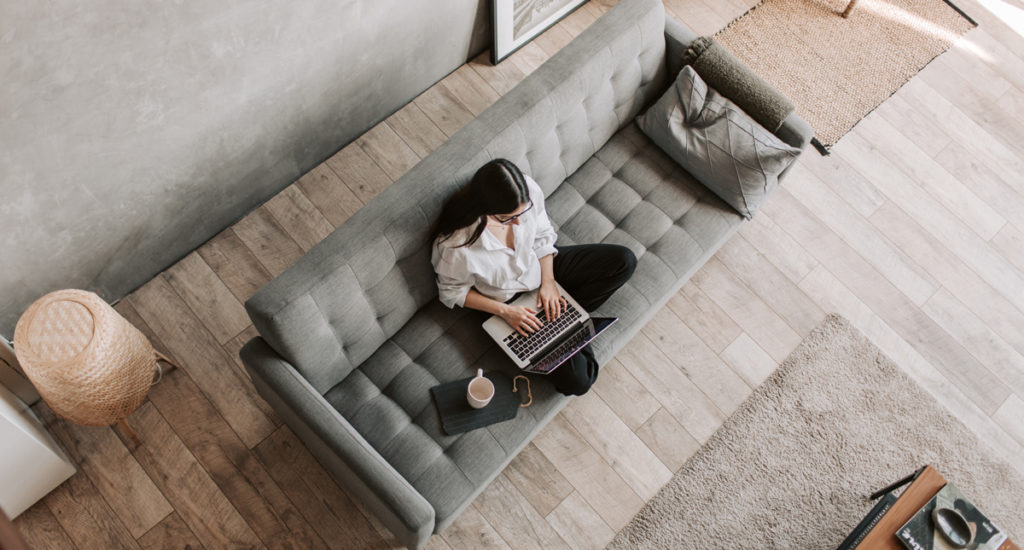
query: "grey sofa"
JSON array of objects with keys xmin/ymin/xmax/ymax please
[{"xmin": 240, "ymin": 1, "xmax": 812, "ymax": 548}]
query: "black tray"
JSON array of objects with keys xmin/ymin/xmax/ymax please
[{"xmin": 431, "ymin": 372, "xmax": 520, "ymax": 435}]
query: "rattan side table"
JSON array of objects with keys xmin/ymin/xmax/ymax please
[{"xmin": 13, "ymin": 289, "xmax": 176, "ymax": 447}]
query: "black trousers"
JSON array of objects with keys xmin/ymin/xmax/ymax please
[{"xmin": 544, "ymin": 244, "xmax": 637, "ymax": 396}]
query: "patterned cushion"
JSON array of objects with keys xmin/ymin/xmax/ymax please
[{"xmin": 637, "ymin": 65, "xmax": 800, "ymax": 219}]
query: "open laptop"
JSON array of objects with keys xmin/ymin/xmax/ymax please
[{"xmin": 482, "ymin": 282, "xmax": 617, "ymax": 374}]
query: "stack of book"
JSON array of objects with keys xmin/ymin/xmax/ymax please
[{"xmin": 838, "ymin": 466, "xmax": 1019, "ymax": 550}]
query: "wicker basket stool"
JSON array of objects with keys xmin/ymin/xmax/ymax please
[{"xmin": 13, "ymin": 289, "xmax": 174, "ymax": 443}]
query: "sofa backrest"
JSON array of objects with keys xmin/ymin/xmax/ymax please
[{"xmin": 245, "ymin": 0, "xmax": 668, "ymax": 394}]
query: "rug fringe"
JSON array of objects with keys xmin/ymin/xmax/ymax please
[{"xmin": 714, "ymin": 0, "xmax": 768, "ymax": 37}]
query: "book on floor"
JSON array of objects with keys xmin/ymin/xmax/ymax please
[{"xmin": 896, "ymin": 482, "xmax": 1007, "ymax": 550}]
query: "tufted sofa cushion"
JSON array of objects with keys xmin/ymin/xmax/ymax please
[
  {"xmin": 321, "ymin": 301, "xmax": 566, "ymax": 530},
  {"xmin": 469, "ymin": 0, "xmax": 668, "ymax": 198},
  {"xmin": 316, "ymin": 120, "xmax": 743, "ymax": 530}
]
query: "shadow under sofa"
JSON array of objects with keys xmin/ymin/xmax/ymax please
[{"xmin": 239, "ymin": 0, "xmax": 813, "ymax": 548}]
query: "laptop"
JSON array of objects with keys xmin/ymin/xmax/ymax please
[{"xmin": 482, "ymin": 282, "xmax": 617, "ymax": 374}]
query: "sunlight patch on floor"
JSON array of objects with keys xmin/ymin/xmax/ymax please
[
  {"xmin": 864, "ymin": 0, "xmax": 992, "ymax": 60},
  {"xmin": 973, "ymin": 0, "xmax": 1024, "ymax": 38}
]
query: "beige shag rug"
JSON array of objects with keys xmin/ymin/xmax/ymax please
[
  {"xmin": 714, "ymin": 0, "xmax": 976, "ymax": 151},
  {"xmin": 607, "ymin": 314, "xmax": 1023, "ymax": 549}
]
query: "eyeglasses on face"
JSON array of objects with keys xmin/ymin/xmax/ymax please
[{"xmin": 494, "ymin": 200, "xmax": 533, "ymax": 225}]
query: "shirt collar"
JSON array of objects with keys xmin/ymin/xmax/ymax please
[{"xmin": 478, "ymin": 225, "xmax": 514, "ymax": 251}]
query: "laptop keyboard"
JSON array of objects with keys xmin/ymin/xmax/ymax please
[{"xmin": 502, "ymin": 297, "xmax": 583, "ymax": 360}]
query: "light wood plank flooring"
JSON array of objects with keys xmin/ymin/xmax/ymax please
[{"xmin": 14, "ymin": 0, "xmax": 1024, "ymax": 547}]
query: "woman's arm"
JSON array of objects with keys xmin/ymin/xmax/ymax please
[
  {"xmin": 524, "ymin": 177, "xmax": 565, "ymax": 320},
  {"xmin": 433, "ymin": 246, "xmax": 472, "ymax": 309},
  {"xmin": 464, "ymin": 288, "xmax": 543, "ymax": 337}
]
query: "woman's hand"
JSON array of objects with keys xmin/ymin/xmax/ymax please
[
  {"xmin": 501, "ymin": 305, "xmax": 543, "ymax": 337},
  {"xmin": 537, "ymin": 281, "xmax": 566, "ymax": 323}
]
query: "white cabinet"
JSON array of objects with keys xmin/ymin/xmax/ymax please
[
  {"xmin": 0, "ymin": 338, "xmax": 37, "ymax": 406},
  {"xmin": 0, "ymin": 382, "xmax": 75, "ymax": 518}
]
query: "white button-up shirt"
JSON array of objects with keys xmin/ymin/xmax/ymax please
[{"xmin": 431, "ymin": 175, "xmax": 558, "ymax": 308}]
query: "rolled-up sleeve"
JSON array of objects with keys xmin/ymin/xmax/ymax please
[
  {"xmin": 431, "ymin": 242, "xmax": 473, "ymax": 309},
  {"xmin": 526, "ymin": 176, "xmax": 558, "ymax": 258}
]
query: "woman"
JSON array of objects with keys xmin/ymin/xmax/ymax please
[{"xmin": 431, "ymin": 158, "xmax": 636, "ymax": 396}]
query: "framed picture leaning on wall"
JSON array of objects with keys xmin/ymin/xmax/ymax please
[{"xmin": 491, "ymin": 0, "xmax": 588, "ymax": 64}]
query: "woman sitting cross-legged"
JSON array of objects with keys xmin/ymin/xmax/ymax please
[{"xmin": 430, "ymin": 158, "xmax": 636, "ymax": 396}]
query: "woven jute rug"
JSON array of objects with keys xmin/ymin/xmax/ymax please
[
  {"xmin": 714, "ymin": 0, "xmax": 976, "ymax": 152},
  {"xmin": 607, "ymin": 314, "xmax": 1023, "ymax": 549}
]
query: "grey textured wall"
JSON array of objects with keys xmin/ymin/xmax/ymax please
[{"xmin": 0, "ymin": 0, "xmax": 490, "ymax": 336}]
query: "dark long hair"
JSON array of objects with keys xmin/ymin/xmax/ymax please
[{"xmin": 434, "ymin": 159, "xmax": 530, "ymax": 247}]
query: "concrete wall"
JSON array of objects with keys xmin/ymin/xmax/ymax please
[{"xmin": 0, "ymin": 0, "xmax": 490, "ymax": 336}]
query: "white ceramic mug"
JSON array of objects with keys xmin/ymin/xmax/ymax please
[{"xmin": 467, "ymin": 369, "xmax": 495, "ymax": 409}]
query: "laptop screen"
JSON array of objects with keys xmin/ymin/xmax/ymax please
[{"xmin": 527, "ymin": 317, "xmax": 617, "ymax": 374}]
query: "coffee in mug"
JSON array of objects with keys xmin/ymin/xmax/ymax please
[{"xmin": 467, "ymin": 369, "xmax": 494, "ymax": 409}]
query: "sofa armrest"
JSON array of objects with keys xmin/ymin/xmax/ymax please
[
  {"xmin": 775, "ymin": 111, "xmax": 814, "ymax": 150},
  {"xmin": 240, "ymin": 337, "xmax": 435, "ymax": 550},
  {"xmin": 664, "ymin": 16, "xmax": 697, "ymax": 83}
]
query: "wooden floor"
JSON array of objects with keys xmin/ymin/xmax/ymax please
[{"xmin": 14, "ymin": 0, "xmax": 1024, "ymax": 548}]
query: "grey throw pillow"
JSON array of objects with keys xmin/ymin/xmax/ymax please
[{"xmin": 637, "ymin": 66, "xmax": 800, "ymax": 219}]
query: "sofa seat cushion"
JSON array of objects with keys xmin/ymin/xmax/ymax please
[
  {"xmin": 543, "ymin": 122, "xmax": 745, "ymax": 360},
  {"xmin": 322, "ymin": 300, "xmax": 567, "ymax": 530}
]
